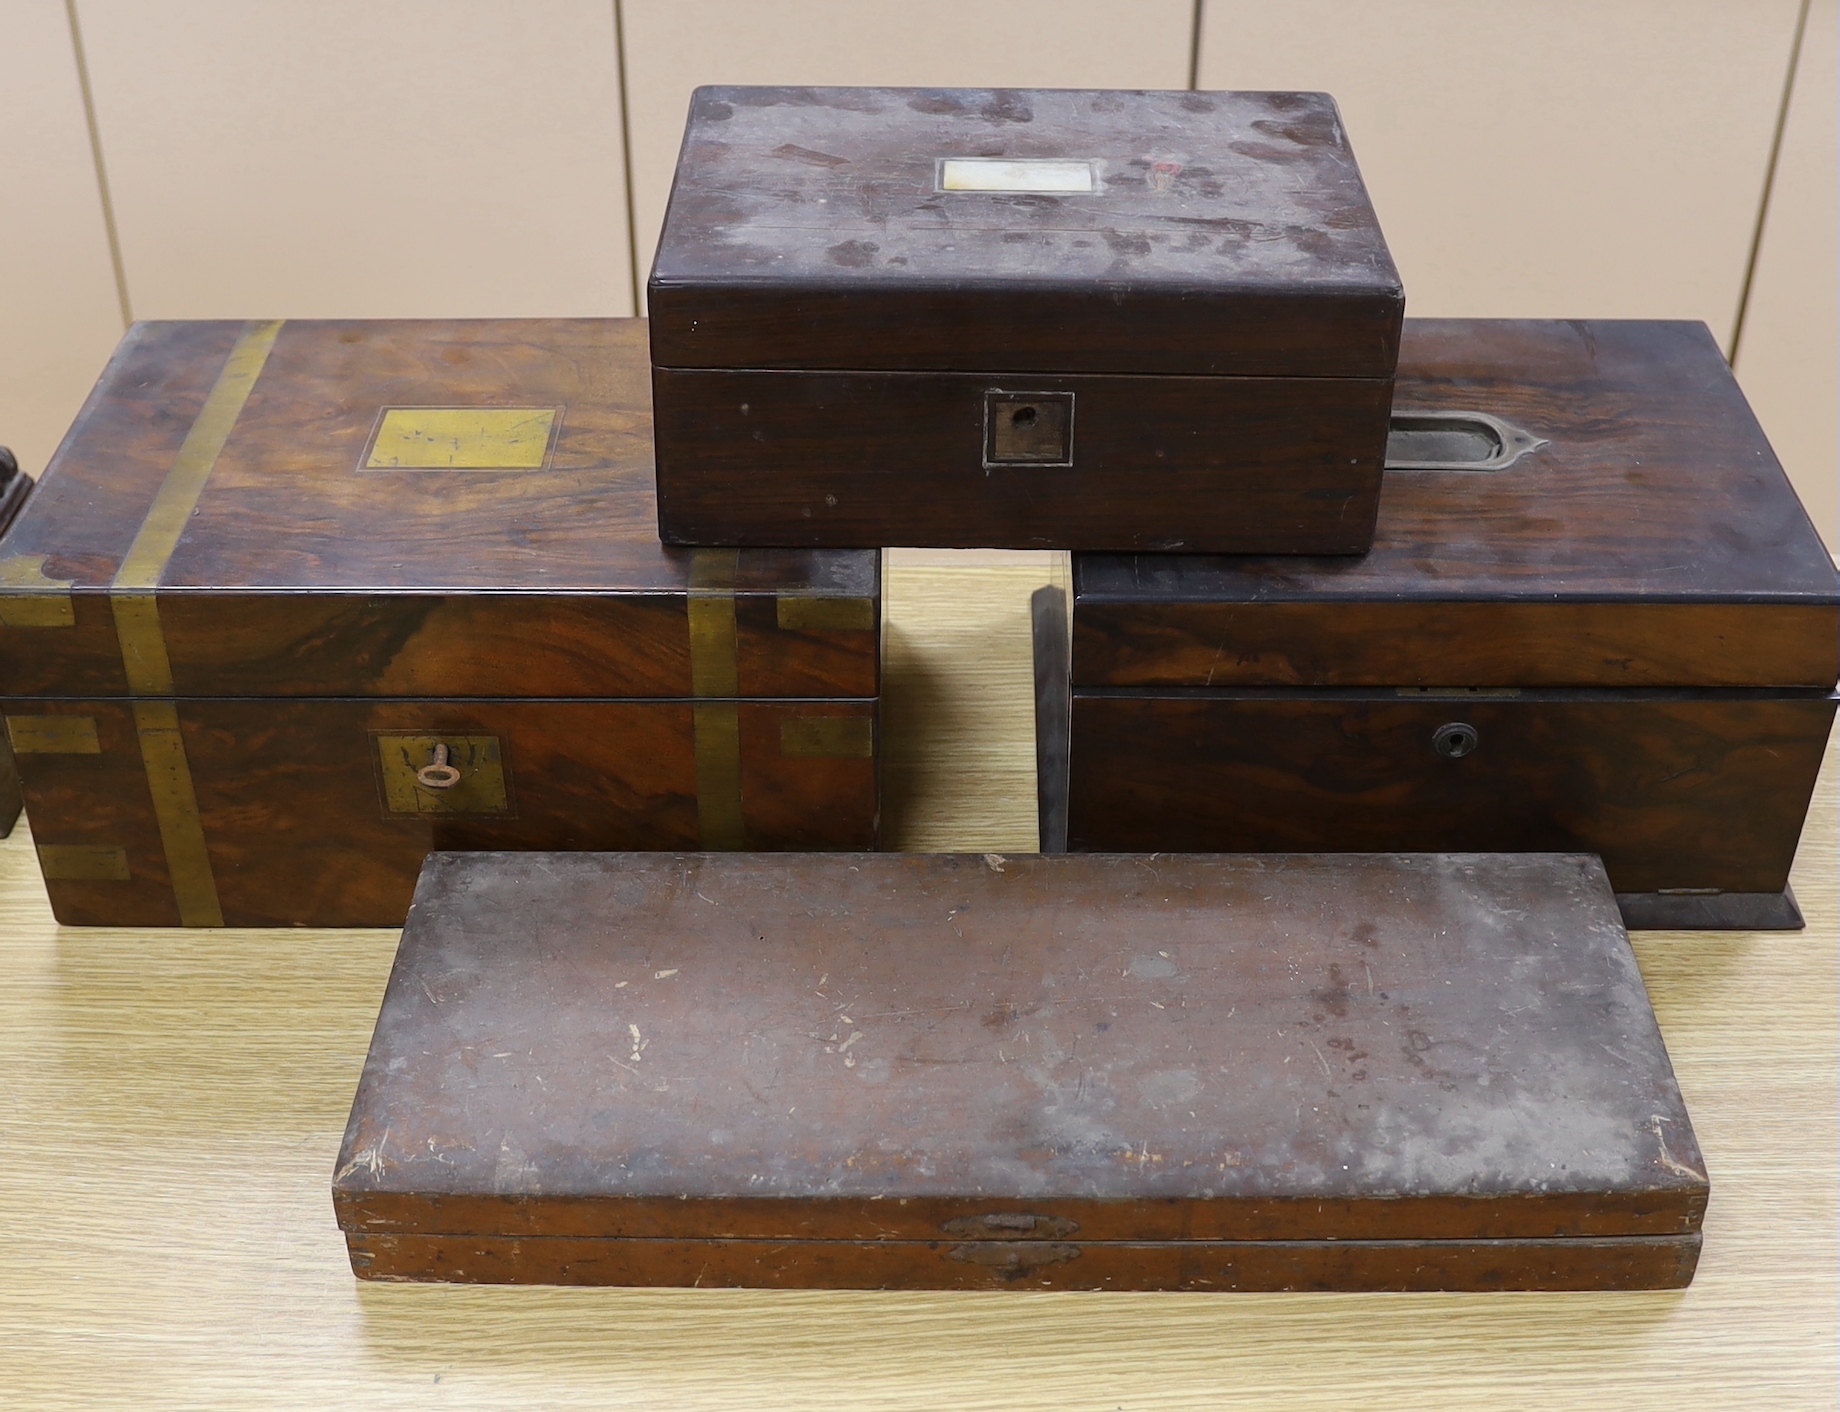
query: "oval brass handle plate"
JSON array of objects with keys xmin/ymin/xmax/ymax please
[
  {"xmin": 1386, "ymin": 409, "xmax": 1548, "ymax": 471},
  {"xmin": 416, "ymin": 742, "xmax": 463, "ymax": 789},
  {"xmin": 1433, "ymin": 722, "xmax": 1480, "ymax": 759}
]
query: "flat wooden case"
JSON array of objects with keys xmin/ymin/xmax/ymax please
[
  {"xmin": 649, "ymin": 87, "xmax": 1402, "ymax": 552},
  {"xmin": 1037, "ymin": 319, "xmax": 1839, "ymax": 929},
  {"xmin": 335, "ymin": 850, "xmax": 1707, "ymax": 1292},
  {"xmin": 0, "ymin": 319, "xmax": 880, "ymax": 927}
]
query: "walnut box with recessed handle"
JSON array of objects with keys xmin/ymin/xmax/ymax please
[
  {"xmin": 647, "ymin": 86, "xmax": 1402, "ymax": 551},
  {"xmin": 333, "ymin": 849, "xmax": 1708, "ymax": 1291},
  {"xmin": 0, "ymin": 319, "xmax": 880, "ymax": 926},
  {"xmin": 1033, "ymin": 319, "xmax": 1839, "ymax": 929}
]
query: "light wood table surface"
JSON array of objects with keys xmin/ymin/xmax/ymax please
[{"xmin": 1, "ymin": 560, "xmax": 1834, "ymax": 1410}]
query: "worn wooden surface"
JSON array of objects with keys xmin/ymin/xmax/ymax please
[
  {"xmin": 0, "ymin": 562, "xmax": 1833, "ymax": 1406},
  {"xmin": 649, "ymin": 88, "xmax": 1402, "ymax": 377},
  {"xmin": 337, "ymin": 850, "xmax": 1703, "ymax": 1289},
  {"xmin": 1072, "ymin": 320, "xmax": 1840, "ymax": 687},
  {"xmin": 647, "ymin": 86, "xmax": 1399, "ymax": 552}
]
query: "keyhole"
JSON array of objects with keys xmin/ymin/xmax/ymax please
[
  {"xmin": 1432, "ymin": 722, "xmax": 1478, "ymax": 759},
  {"xmin": 1011, "ymin": 405, "xmax": 1038, "ymax": 428}
]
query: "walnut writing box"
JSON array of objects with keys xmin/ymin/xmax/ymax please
[{"xmin": 0, "ymin": 319, "xmax": 879, "ymax": 927}]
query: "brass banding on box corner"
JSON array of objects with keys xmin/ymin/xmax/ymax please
[
  {"xmin": 780, "ymin": 716, "xmax": 875, "ymax": 759},
  {"xmin": 133, "ymin": 701, "xmax": 222, "ymax": 926},
  {"xmin": 688, "ymin": 549, "xmax": 741, "ymax": 698},
  {"xmin": 6, "ymin": 716, "xmax": 101, "ymax": 754},
  {"xmin": 107, "ymin": 320, "xmax": 280, "ymax": 928},
  {"xmin": 363, "ymin": 407, "xmax": 561, "ymax": 471},
  {"xmin": 776, "ymin": 596, "xmax": 877, "ymax": 632},
  {"xmin": 37, "ymin": 844, "xmax": 131, "ymax": 882},
  {"xmin": 692, "ymin": 702, "xmax": 745, "ymax": 850},
  {"xmin": 0, "ymin": 554, "xmax": 77, "ymax": 628}
]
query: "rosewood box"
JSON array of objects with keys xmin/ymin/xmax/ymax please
[
  {"xmin": 0, "ymin": 319, "xmax": 880, "ymax": 927},
  {"xmin": 335, "ymin": 850, "xmax": 1707, "ymax": 1292},
  {"xmin": 1036, "ymin": 319, "xmax": 1839, "ymax": 929},
  {"xmin": 648, "ymin": 86, "xmax": 1402, "ymax": 552}
]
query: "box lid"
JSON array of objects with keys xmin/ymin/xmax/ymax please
[
  {"xmin": 1071, "ymin": 319, "xmax": 1840, "ymax": 688},
  {"xmin": 335, "ymin": 850, "xmax": 1706, "ymax": 1245},
  {"xmin": 0, "ymin": 319, "xmax": 878, "ymax": 700},
  {"xmin": 649, "ymin": 87, "xmax": 1402, "ymax": 378}
]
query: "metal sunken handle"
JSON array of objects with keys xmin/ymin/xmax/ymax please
[{"xmin": 1385, "ymin": 409, "xmax": 1548, "ymax": 471}]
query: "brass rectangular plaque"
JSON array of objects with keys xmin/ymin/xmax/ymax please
[
  {"xmin": 38, "ymin": 844, "xmax": 131, "ymax": 881},
  {"xmin": 780, "ymin": 716, "xmax": 875, "ymax": 759},
  {"xmin": 376, "ymin": 735, "xmax": 510, "ymax": 815},
  {"xmin": 6, "ymin": 716, "xmax": 101, "ymax": 754},
  {"xmin": 776, "ymin": 596, "xmax": 877, "ymax": 632},
  {"xmin": 364, "ymin": 407, "xmax": 560, "ymax": 470}
]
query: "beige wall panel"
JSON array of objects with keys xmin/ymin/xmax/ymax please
[
  {"xmin": 0, "ymin": 1, "xmax": 125, "ymax": 476},
  {"xmin": 623, "ymin": 0, "xmax": 1194, "ymax": 301},
  {"xmin": 1735, "ymin": 0, "xmax": 1838, "ymax": 550},
  {"xmin": 76, "ymin": 0, "xmax": 632, "ymax": 319},
  {"xmin": 1199, "ymin": 0, "xmax": 1801, "ymax": 342}
]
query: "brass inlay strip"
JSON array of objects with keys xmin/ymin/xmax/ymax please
[
  {"xmin": 692, "ymin": 702, "xmax": 745, "ymax": 850},
  {"xmin": 112, "ymin": 318, "xmax": 284, "ymax": 693},
  {"xmin": 688, "ymin": 548, "xmax": 740, "ymax": 696},
  {"xmin": 780, "ymin": 715, "xmax": 875, "ymax": 759},
  {"xmin": 776, "ymin": 596, "xmax": 877, "ymax": 632},
  {"xmin": 6, "ymin": 715, "xmax": 101, "ymax": 754},
  {"xmin": 133, "ymin": 700, "xmax": 222, "ymax": 925},
  {"xmin": 687, "ymin": 549, "xmax": 744, "ymax": 849},
  {"xmin": 0, "ymin": 554, "xmax": 76, "ymax": 628},
  {"xmin": 37, "ymin": 844, "xmax": 130, "ymax": 882},
  {"xmin": 108, "ymin": 320, "xmax": 278, "ymax": 926}
]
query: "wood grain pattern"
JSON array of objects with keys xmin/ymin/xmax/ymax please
[
  {"xmin": 0, "ymin": 564, "xmax": 1832, "ymax": 1409},
  {"xmin": 652, "ymin": 368, "xmax": 1390, "ymax": 552},
  {"xmin": 0, "ymin": 318, "xmax": 879, "ymax": 699},
  {"xmin": 1063, "ymin": 692, "xmax": 1835, "ymax": 894},
  {"xmin": 1072, "ymin": 320, "xmax": 1839, "ymax": 686},
  {"xmin": 1071, "ymin": 601, "xmax": 1840, "ymax": 690},
  {"xmin": 10, "ymin": 697, "xmax": 879, "ymax": 927}
]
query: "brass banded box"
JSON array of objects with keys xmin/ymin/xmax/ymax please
[
  {"xmin": 1036, "ymin": 319, "xmax": 1839, "ymax": 929},
  {"xmin": 0, "ymin": 319, "xmax": 880, "ymax": 927},
  {"xmin": 649, "ymin": 87, "xmax": 1402, "ymax": 552},
  {"xmin": 336, "ymin": 850, "xmax": 1706, "ymax": 1292}
]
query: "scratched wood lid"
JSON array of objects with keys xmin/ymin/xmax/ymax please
[
  {"xmin": 335, "ymin": 850, "xmax": 1706, "ymax": 1288},
  {"xmin": 648, "ymin": 87, "xmax": 1402, "ymax": 379},
  {"xmin": 0, "ymin": 318, "xmax": 878, "ymax": 700},
  {"xmin": 1069, "ymin": 319, "xmax": 1840, "ymax": 689}
]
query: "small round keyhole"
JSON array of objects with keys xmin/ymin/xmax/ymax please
[
  {"xmin": 1011, "ymin": 405, "xmax": 1038, "ymax": 428},
  {"xmin": 1432, "ymin": 722, "xmax": 1479, "ymax": 759}
]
